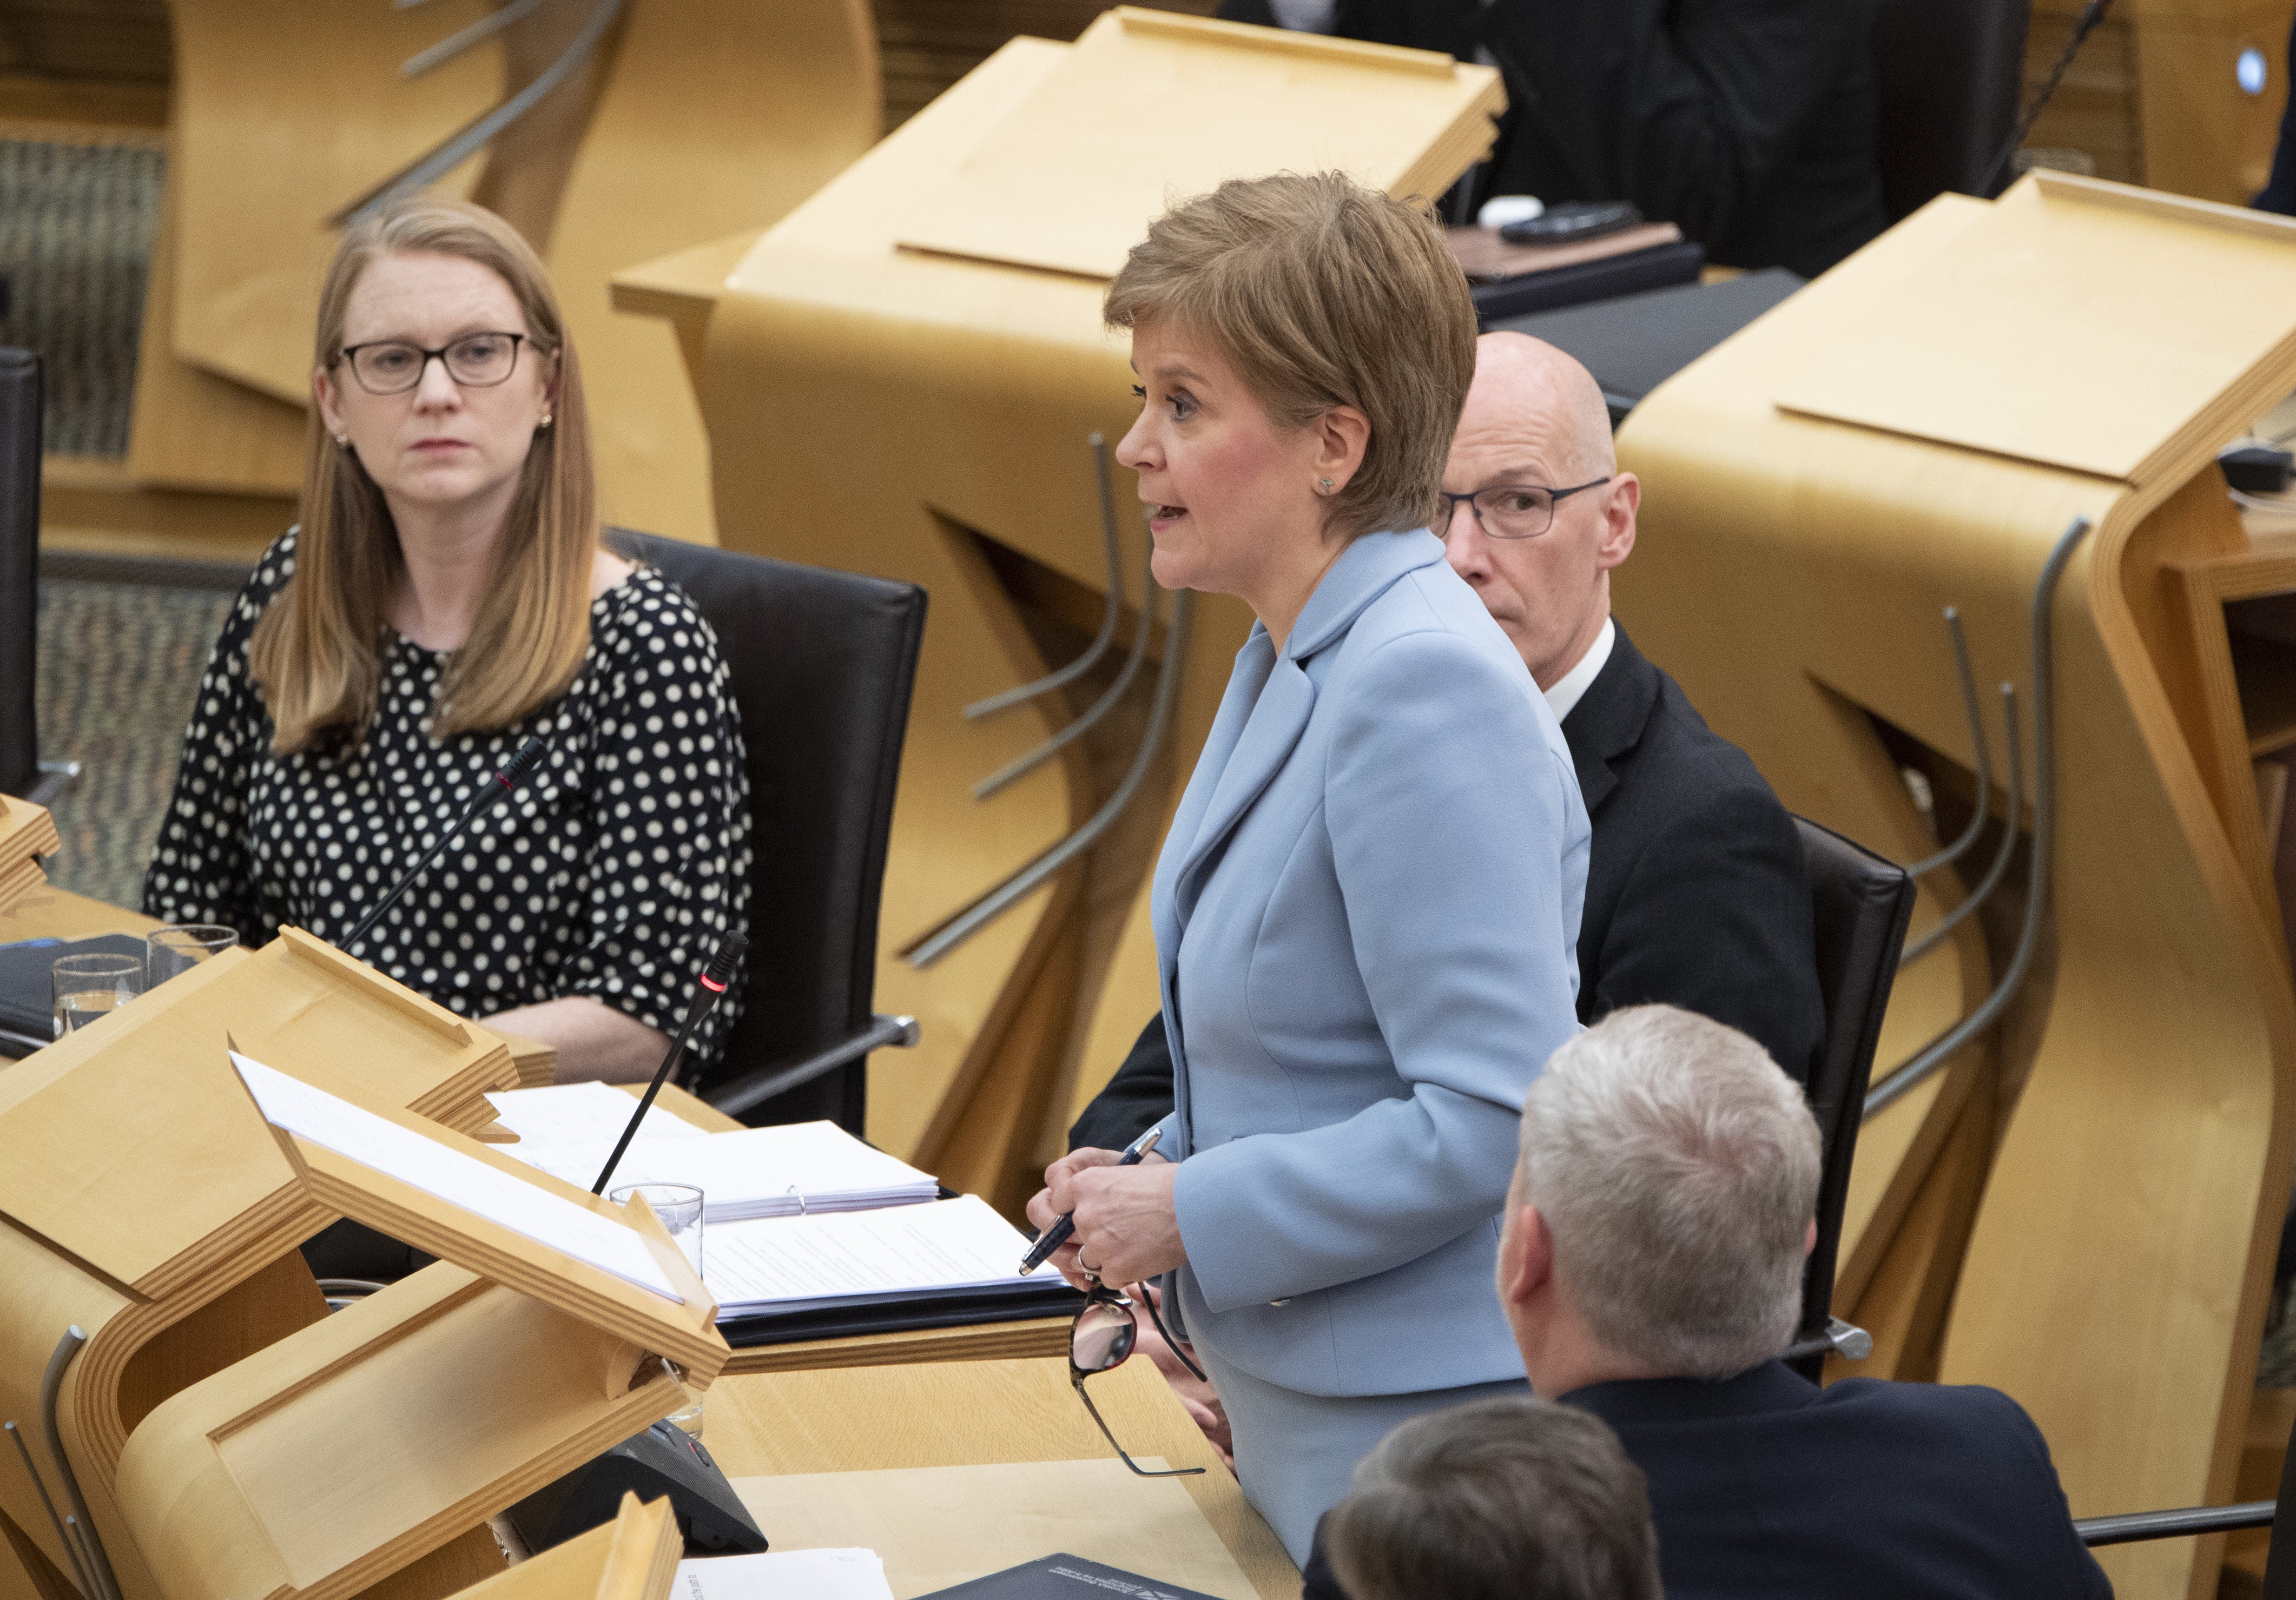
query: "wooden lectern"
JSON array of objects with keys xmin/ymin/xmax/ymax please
[
  {"xmin": 451, "ymin": 1495, "xmax": 676, "ymax": 1600},
  {"xmin": 1615, "ymin": 169, "xmax": 2296, "ymax": 1599},
  {"xmin": 0, "ymin": 930, "xmax": 722, "ymax": 1600},
  {"xmin": 615, "ymin": 9, "xmax": 1504, "ymax": 1204},
  {"xmin": 0, "ymin": 797, "xmax": 58, "ymax": 916}
]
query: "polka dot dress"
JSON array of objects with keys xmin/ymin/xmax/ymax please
[{"xmin": 143, "ymin": 529, "xmax": 754, "ymax": 1071}]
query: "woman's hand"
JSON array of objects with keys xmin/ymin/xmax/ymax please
[{"xmin": 1025, "ymin": 1147, "xmax": 1186, "ymax": 1290}]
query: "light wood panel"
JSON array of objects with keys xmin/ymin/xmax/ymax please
[
  {"xmin": 447, "ymin": 1495, "xmax": 675, "ymax": 1600},
  {"xmin": 702, "ymin": 1356, "xmax": 1296, "ymax": 1600},
  {"xmin": 1614, "ymin": 173, "xmax": 2296, "ymax": 1600},
  {"xmin": 0, "ymin": 797, "xmax": 60, "ymax": 915}
]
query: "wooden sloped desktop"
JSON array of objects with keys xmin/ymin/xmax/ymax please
[
  {"xmin": 451, "ymin": 1495, "xmax": 676, "ymax": 1600},
  {"xmin": 615, "ymin": 9, "xmax": 1505, "ymax": 1207},
  {"xmin": 125, "ymin": 0, "xmax": 880, "ymax": 544},
  {"xmin": 1614, "ymin": 170, "xmax": 2296, "ymax": 1598}
]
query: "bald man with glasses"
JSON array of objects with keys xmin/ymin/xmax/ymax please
[{"xmin": 1073, "ymin": 333, "xmax": 1823, "ymax": 1155}]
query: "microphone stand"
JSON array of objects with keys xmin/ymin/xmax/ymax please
[
  {"xmin": 592, "ymin": 931, "xmax": 748, "ymax": 1195},
  {"xmin": 342, "ymin": 733, "xmax": 551, "ymax": 956}
]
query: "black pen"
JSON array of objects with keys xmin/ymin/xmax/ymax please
[{"xmin": 1019, "ymin": 1126, "xmax": 1163, "ymax": 1275}]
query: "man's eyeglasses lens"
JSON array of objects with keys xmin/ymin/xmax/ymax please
[
  {"xmin": 1457, "ymin": 486, "xmax": 1558, "ymax": 538},
  {"xmin": 346, "ymin": 332, "xmax": 523, "ymax": 395},
  {"xmin": 1067, "ymin": 1285, "xmax": 1205, "ymax": 1479}
]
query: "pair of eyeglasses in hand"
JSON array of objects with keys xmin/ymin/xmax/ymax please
[{"xmin": 1070, "ymin": 1275, "xmax": 1209, "ymax": 1479}]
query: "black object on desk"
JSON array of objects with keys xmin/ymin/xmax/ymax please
[
  {"xmin": 716, "ymin": 1279, "xmax": 1086, "ymax": 1350},
  {"xmin": 1487, "ymin": 268, "xmax": 1805, "ymax": 424},
  {"xmin": 1470, "ymin": 239, "xmax": 1707, "ymax": 328},
  {"xmin": 0, "ymin": 934, "xmax": 146, "ymax": 1056},
  {"xmin": 919, "ymin": 1553, "xmax": 1224, "ymax": 1599},
  {"xmin": 504, "ymin": 1418, "xmax": 768, "ymax": 1558}
]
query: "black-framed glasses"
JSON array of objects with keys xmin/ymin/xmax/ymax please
[
  {"xmin": 335, "ymin": 331, "xmax": 529, "ymax": 395},
  {"xmin": 1437, "ymin": 478, "xmax": 1613, "ymax": 539},
  {"xmin": 1070, "ymin": 1279, "xmax": 1209, "ymax": 1478}
]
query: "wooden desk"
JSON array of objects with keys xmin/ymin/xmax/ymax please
[
  {"xmin": 0, "ymin": 884, "xmax": 159, "ymax": 942},
  {"xmin": 701, "ymin": 1356, "xmax": 1298, "ymax": 1600}
]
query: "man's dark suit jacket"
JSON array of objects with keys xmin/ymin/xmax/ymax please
[
  {"xmin": 1301, "ymin": 1361, "xmax": 2114, "ymax": 1599},
  {"xmin": 1217, "ymin": 0, "xmax": 1888, "ymax": 278},
  {"xmin": 1069, "ymin": 624, "xmax": 1824, "ymax": 1152}
]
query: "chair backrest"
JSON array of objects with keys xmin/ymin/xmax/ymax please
[
  {"xmin": 1790, "ymin": 814, "xmax": 1916, "ymax": 1379},
  {"xmin": 1870, "ymin": 0, "xmax": 2030, "ymax": 221},
  {"xmin": 0, "ymin": 348, "xmax": 40, "ymax": 796},
  {"xmin": 607, "ymin": 531, "xmax": 926, "ymax": 1133}
]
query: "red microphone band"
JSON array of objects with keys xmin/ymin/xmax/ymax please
[{"xmin": 699, "ymin": 974, "xmax": 728, "ymax": 994}]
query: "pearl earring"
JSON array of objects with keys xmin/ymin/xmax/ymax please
[
  {"xmin": 539, "ymin": 412, "xmax": 554, "ymax": 428},
  {"xmin": 333, "ymin": 433, "xmax": 349, "ymax": 447}
]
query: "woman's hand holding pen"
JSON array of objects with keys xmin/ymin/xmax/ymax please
[{"xmin": 1027, "ymin": 1146, "xmax": 1185, "ymax": 1290}]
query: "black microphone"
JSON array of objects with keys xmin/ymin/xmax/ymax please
[
  {"xmin": 592, "ymin": 931, "xmax": 749, "ymax": 1195},
  {"xmin": 343, "ymin": 732, "xmax": 551, "ymax": 956}
]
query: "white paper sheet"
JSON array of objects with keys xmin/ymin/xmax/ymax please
[
  {"xmin": 501, "ymin": 1121, "xmax": 938, "ymax": 1224},
  {"xmin": 707, "ymin": 1194, "xmax": 1058, "ymax": 1314},
  {"xmin": 674, "ymin": 1549, "xmax": 892, "ymax": 1600},
  {"xmin": 485, "ymin": 1082, "xmax": 710, "ymax": 1146},
  {"xmin": 229, "ymin": 1052, "xmax": 683, "ymax": 1303}
]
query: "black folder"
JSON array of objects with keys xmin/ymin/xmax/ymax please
[
  {"xmin": 919, "ymin": 1553, "xmax": 1223, "ymax": 1599},
  {"xmin": 717, "ymin": 1279, "xmax": 1085, "ymax": 1348},
  {"xmin": 0, "ymin": 933, "xmax": 146, "ymax": 1055}
]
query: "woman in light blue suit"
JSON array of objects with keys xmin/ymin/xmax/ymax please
[{"xmin": 1027, "ymin": 172, "xmax": 1590, "ymax": 1564}]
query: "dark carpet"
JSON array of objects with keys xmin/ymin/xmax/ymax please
[
  {"xmin": 36, "ymin": 577, "xmax": 232, "ymax": 909},
  {"xmin": 0, "ymin": 135, "xmax": 163, "ymax": 457}
]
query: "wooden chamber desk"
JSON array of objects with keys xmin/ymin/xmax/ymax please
[
  {"xmin": 0, "ymin": 886, "xmax": 1070, "ymax": 1377},
  {"xmin": 701, "ymin": 1356, "xmax": 1297, "ymax": 1600}
]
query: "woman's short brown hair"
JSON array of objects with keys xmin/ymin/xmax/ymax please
[
  {"xmin": 252, "ymin": 196, "xmax": 596, "ymax": 753},
  {"xmin": 1104, "ymin": 170, "xmax": 1476, "ymax": 542}
]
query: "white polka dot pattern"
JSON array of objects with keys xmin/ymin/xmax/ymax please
[{"xmin": 142, "ymin": 530, "xmax": 755, "ymax": 1070}]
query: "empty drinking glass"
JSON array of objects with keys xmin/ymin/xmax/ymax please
[
  {"xmin": 146, "ymin": 924, "xmax": 239, "ymax": 987},
  {"xmin": 51, "ymin": 955, "xmax": 143, "ymax": 1037},
  {"xmin": 610, "ymin": 1181, "xmax": 705, "ymax": 1433}
]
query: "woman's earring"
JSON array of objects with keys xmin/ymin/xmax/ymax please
[
  {"xmin": 1318, "ymin": 477, "xmax": 1335, "ymax": 494},
  {"xmin": 539, "ymin": 412, "xmax": 554, "ymax": 429},
  {"xmin": 333, "ymin": 433, "xmax": 349, "ymax": 448}
]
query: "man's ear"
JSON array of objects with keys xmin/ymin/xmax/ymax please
[
  {"xmin": 1804, "ymin": 1217, "xmax": 1818, "ymax": 1258},
  {"xmin": 1596, "ymin": 472, "xmax": 1639, "ymax": 571},
  {"xmin": 1497, "ymin": 1202, "xmax": 1556, "ymax": 1310}
]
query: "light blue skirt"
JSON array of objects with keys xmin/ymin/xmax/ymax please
[{"xmin": 1192, "ymin": 1335, "xmax": 1530, "ymax": 1565}]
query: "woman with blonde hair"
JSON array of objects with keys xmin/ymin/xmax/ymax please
[
  {"xmin": 1028, "ymin": 170, "xmax": 1591, "ymax": 1562},
  {"xmin": 146, "ymin": 196, "xmax": 750, "ymax": 1086}
]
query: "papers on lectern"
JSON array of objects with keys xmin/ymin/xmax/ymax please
[
  {"xmin": 675, "ymin": 1549, "xmax": 894, "ymax": 1600},
  {"xmin": 228, "ymin": 1050, "xmax": 685, "ymax": 1303},
  {"xmin": 500, "ymin": 1120, "xmax": 941, "ymax": 1225},
  {"xmin": 705, "ymin": 1195, "xmax": 1062, "ymax": 1317}
]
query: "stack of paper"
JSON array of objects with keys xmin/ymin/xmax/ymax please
[
  {"xmin": 485, "ymin": 1082, "xmax": 712, "ymax": 1145},
  {"xmin": 500, "ymin": 1120, "xmax": 941, "ymax": 1225},
  {"xmin": 676, "ymin": 1549, "xmax": 893, "ymax": 1600},
  {"xmin": 708, "ymin": 1195, "xmax": 1066, "ymax": 1320}
]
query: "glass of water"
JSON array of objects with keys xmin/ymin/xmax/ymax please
[
  {"xmin": 609, "ymin": 1181, "xmax": 705, "ymax": 1434},
  {"xmin": 51, "ymin": 955, "xmax": 144, "ymax": 1037},
  {"xmin": 146, "ymin": 924, "xmax": 239, "ymax": 987}
]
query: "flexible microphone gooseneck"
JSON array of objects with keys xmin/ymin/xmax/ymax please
[
  {"xmin": 342, "ymin": 732, "xmax": 551, "ymax": 955},
  {"xmin": 592, "ymin": 931, "xmax": 749, "ymax": 1195}
]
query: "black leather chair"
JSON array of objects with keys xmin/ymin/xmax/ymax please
[
  {"xmin": 1, "ymin": 347, "xmax": 41, "ymax": 797},
  {"xmin": 1871, "ymin": 0, "xmax": 2031, "ymax": 221},
  {"xmin": 608, "ymin": 531, "xmax": 926, "ymax": 1134},
  {"xmin": 1782, "ymin": 815, "xmax": 1917, "ymax": 1380}
]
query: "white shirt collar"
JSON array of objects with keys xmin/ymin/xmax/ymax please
[{"xmin": 1543, "ymin": 617, "xmax": 1616, "ymax": 723}]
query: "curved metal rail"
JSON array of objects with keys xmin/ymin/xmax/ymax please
[
  {"xmin": 903, "ymin": 586, "xmax": 1194, "ymax": 968},
  {"xmin": 971, "ymin": 514, "xmax": 1158, "ymax": 800},
  {"xmin": 1904, "ymin": 608, "xmax": 1992, "ymax": 878},
  {"xmin": 331, "ymin": 0, "xmax": 626, "ymax": 227},
  {"xmin": 1896, "ymin": 682, "xmax": 2022, "ymax": 969},
  {"xmin": 966, "ymin": 435, "xmax": 1129, "ymax": 720},
  {"xmin": 1865, "ymin": 516, "xmax": 2091, "ymax": 1118}
]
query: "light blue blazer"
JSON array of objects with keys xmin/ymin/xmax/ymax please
[{"xmin": 1152, "ymin": 529, "xmax": 1589, "ymax": 1400}]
